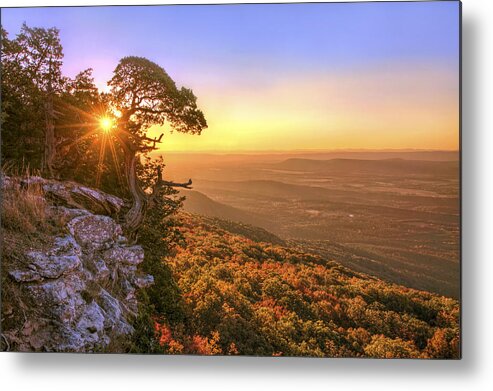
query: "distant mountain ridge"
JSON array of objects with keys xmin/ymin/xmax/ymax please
[{"xmin": 274, "ymin": 158, "xmax": 459, "ymax": 177}]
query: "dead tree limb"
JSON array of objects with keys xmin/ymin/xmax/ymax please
[
  {"xmin": 119, "ymin": 129, "xmax": 191, "ymax": 238},
  {"xmin": 161, "ymin": 179, "xmax": 192, "ymax": 189}
]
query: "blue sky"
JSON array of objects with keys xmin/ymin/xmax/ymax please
[{"xmin": 1, "ymin": 2, "xmax": 460, "ymax": 151}]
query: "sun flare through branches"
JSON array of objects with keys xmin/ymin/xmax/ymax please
[{"xmin": 99, "ymin": 116, "xmax": 114, "ymax": 133}]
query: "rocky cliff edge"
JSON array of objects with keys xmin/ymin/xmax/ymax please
[{"xmin": 1, "ymin": 176, "xmax": 153, "ymax": 352}]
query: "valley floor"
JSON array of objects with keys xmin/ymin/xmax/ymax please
[{"xmin": 170, "ymin": 153, "xmax": 460, "ymax": 298}]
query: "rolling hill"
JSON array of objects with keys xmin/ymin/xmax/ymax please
[{"xmin": 181, "ymin": 189, "xmax": 276, "ymax": 231}]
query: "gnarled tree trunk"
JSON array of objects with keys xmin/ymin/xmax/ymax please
[
  {"xmin": 123, "ymin": 152, "xmax": 148, "ymax": 236},
  {"xmin": 118, "ymin": 124, "xmax": 193, "ymax": 239}
]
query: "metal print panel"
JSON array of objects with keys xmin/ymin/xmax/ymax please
[{"xmin": 0, "ymin": 1, "xmax": 461, "ymax": 358}]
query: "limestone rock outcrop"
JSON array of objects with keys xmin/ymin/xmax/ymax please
[
  {"xmin": 22, "ymin": 176, "xmax": 125, "ymax": 216},
  {"xmin": 2, "ymin": 177, "xmax": 153, "ymax": 352}
]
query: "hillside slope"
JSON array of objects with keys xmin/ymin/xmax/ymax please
[
  {"xmin": 182, "ymin": 157, "xmax": 459, "ymax": 299},
  {"xmin": 181, "ymin": 189, "xmax": 276, "ymax": 231},
  {"xmin": 155, "ymin": 213, "xmax": 460, "ymax": 358}
]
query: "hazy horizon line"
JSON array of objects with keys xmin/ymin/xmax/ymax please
[{"xmin": 154, "ymin": 148, "xmax": 460, "ymax": 155}]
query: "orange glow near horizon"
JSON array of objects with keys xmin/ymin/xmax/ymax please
[{"xmin": 147, "ymin": 63, "xmax": 459, "ymax": 153}]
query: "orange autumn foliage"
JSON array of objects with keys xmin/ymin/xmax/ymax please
[{"xmin": 151, "ymin": 213, "xmax": 459, "ymax": 358}]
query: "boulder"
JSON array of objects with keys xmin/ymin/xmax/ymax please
[
  {"xmin": 92, "ymin": 258, "xmax": 110, "ymax": 281},
  {"xmin": 68, "ymin": 214, "xmax": 122, "ymax": 251},
  {"xmin": 26, "ymin": 274, "xmax": 87, "ymax": 322},
  {"xmin": 9, "ymin": 235, "xmax": 82, "ymax": 281},
  {"xmin": 98, "ymin": 289, "xmax": 134, "ymax": 335},
  {"xmin": 21, "ymin": 176, "xmax": 124, "ymax": 215},
  {"xmin": 76, "ymin": 301, "xmax": 106, "ymax": 342},
  {"xmin": 103, "ymin": 245, "xmax": 144, "ymax": 266}
]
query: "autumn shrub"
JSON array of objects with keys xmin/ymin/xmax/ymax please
[
  {"xmin": 364, "ymin": 335, "xmax": 421, "ymax": 358},
  {"xmin": 424, "ymin": 328, "xmax": 460, "ymax": 358}
]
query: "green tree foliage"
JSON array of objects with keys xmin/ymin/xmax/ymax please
[
  {"xmin": 1, "ymin": 26, "xmax": 172, "ymax": 200},
  {"xmin": 109, "ymin": 56, "xmax": 206, "ymax": 135},
  {"xmin": 2, "ymin": 26, "xmax": 44, "ymax": 169},
  {"xmin": 136, "ymin": 156, "xmax": 188, "ymax": 321},
  {"xmin": 1, "ymin": 23, "xmax": 65, "ymax": 176},
  {"xmin": 1, "ymin": 24, "xmax": 105, "ymax": 181},
  {"xmin": 107, "ymin": 56, "xmax": 207, "ymax": 234}
]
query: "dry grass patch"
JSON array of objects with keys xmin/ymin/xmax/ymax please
[
  {"xmin": 1, "ymin": 180, "xmax": 48, "ymax": 235},
  {"xmin": 1, "ymin": 173, "xmax": 65, "ymax": 351}
]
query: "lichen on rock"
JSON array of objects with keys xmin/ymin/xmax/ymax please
[
  {"xmin": 2, "ymin": 177, "xmax": 153, "ymax": 352},
  {"xmin": 21, "ymin": 176, "xmax": 125, "ymax": 216}
]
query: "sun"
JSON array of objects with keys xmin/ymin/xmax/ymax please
[{"xmin": 99, "ymin": 116, "xmax": 114, "ymax": 133}]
